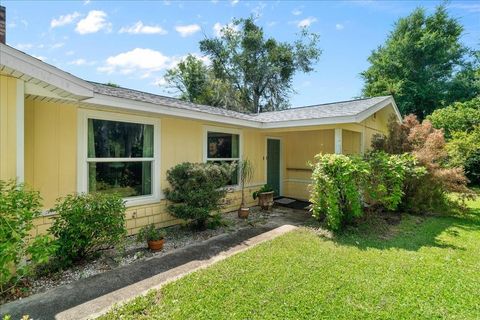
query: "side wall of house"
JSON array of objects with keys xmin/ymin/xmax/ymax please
[
  {"xmin": 0, "ymin": 75, "xmax": 19, "ymax": 180},
  {"xmin": 26, "ymin": 102, "xmax": 267, "ymax": 236}
]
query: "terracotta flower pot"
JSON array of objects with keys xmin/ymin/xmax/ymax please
[
  {"xmin": 147, "ymin": 239, "xmax": 165, "ymax": 251},
  {"xmin": 238, "ymin": 207, "xmax": 250, "ymax": 219},
  {"xmin": 258, "ymin": 191, "xmax": 274, "ymax": 211}
]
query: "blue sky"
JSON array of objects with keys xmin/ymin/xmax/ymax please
[{"xmin": 2, "ymin": 0, "xmax": 479, "ymax": 107}]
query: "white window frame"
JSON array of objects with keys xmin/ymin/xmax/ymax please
[
  {"xmin": 203, "ymin": 125, "xmax": 243, "ymax": 187},
  {"xmin": 77, "ymin": 109, "xmax": 161, "ymax": 207}
]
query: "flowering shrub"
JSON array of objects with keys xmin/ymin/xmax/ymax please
[
  {"xmin": 0, "ymin": 181, "xmax": 56, "ymax": 293},
  {"xmin": 164, "ymin": 162, "xmax": 234, "ymax": 229}
]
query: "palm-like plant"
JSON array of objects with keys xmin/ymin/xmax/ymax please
[{"xmin": 239, "ymin": 159, "xmax": 254, "ymax": 209}]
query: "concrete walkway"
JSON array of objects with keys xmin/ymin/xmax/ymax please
[{"xmin": 0, "ymin": 209, "xmax": 310, "ymax": 320}]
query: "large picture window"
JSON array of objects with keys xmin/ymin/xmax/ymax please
[
  {"xmin": 206, "ymin": 130, "xmax": 240, "ymax": 185},
  {"xmin": 79, "ymin": 110, "xmax": 160, "ymax": 206}
]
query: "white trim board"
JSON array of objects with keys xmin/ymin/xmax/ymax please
[{"xmin": 77, "ymin": 109, "xmax": 162, "ymax": 207}]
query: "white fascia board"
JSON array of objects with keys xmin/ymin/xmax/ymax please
[
  {"xmin": 259, "ymin": 115, "xmax": 358, "ymax": 129},
  {"xmin": 0, "ymin": 44, "xmax": 93, "ymax": 98},
  {"xmin": 85, "ymin": 93, "xmax": 261, "ymax": 128}
]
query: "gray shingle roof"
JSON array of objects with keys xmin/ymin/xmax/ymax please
[{"xmin": 91, "ymin": 82, "xmax": 391, "ymax": 124}]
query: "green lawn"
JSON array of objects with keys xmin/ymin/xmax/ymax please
[{"xmin": 101, "ymin": 198, "xmax": 480, "ymax": 319}]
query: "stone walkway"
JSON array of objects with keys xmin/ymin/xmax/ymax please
[{"xmin": 0, "ymin": 208, "xmax": 310, "ymax": 320}]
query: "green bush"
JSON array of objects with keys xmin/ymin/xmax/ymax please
[
  {"xmin": 0, "ymin": 180, "xmax": 56, "ymax": 293},
  {"xmin": 310, "ymin": 154, "xmax": 369, "ymax": 231},
  {"xmin": 136, "ymin": 224, "xmax": 166, "ymax": 242},
  {"xmin": 50, "ymin": 193, "xmax": 126, "ymax": 267},
  {"xmin": 427, "ymin": 97, "xmax": 480, "ymax": 139},
  {"xmin": 446, "ymin": 126, "xmax": 480, "ymax": 186},
  {"xmin": 164, "ymin": 162, "xmax": 234, "ymax": 229},
  {"xmin": 364, "ymin": 152, "xmax": 423, "ymax": 211}
]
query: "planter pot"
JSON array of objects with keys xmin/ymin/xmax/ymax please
[
  {"xmin": 147, "ymin": 239, "xmax": 165, "ymax": 251},
  {"xmin": 238, "ymin": 207, "xmax": 250, "ymax": 219},
  {"xmin": 258, "ymin": 191, "xmax": 274, "ymax": 211}
]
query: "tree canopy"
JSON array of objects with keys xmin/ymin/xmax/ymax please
[
  {"xmin": 164, "ymin": 17, "xmax": 321, "ymax": 114},
  {"xmin": 361, "ymin": 5, "xmax": 479, "ymax": 119},
  {"xmin": 427, "ymin": 96, "xmax": 480, "ymax": 139}
]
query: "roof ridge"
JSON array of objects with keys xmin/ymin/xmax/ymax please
[{"xmin": 257, "ymin": 96, "xmax": 391, "ymax": 115}]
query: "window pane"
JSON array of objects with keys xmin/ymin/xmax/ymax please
[
  {"xmin": 88, "ymin": 119, "xmax": 154, "ymax": 158},
  {"xmin": 208, "ymin": 160, "xmax": 238, "ymax": 186},
  {"xmin": 207, "ymin": 132, "xmax": 239, "ymax": 159},
  {"xmin": 88, "ymin": 161, "xmax": 152, "ymax": 197}
]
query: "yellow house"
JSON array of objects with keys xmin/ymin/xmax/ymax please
[{"xmin": 0, "ymin": 41, "xmax": 401, "ymax": 236}]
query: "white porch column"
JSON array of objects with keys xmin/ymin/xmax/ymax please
[
  {"xmin": 334, "ymin": 128, "xmax": 342, "ymax": 154},
  {"xmin": 16, "ymin": 79, "xmax": 24, "ymax": 183}
]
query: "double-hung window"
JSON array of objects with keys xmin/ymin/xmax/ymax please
[
  {"xmin": 205, "ymin": 128, "xmax": 241, "ymax": 185},
  {"xmin": 79, "ymin": 110, "xmax": 160, "ymax": 205}
]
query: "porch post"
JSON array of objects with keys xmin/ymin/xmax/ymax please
[{"xmin": 334, "ymin": 128, "xmax": 342, "ymax": 154}]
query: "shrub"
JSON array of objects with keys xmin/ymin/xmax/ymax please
[
  {"xmin": 310, "ymin": 154, "xmax": 369, "ymax": 231},
  {"xmin": 427, "ymin": 97, "xmax": 480, "ymax": 139},
  {"xmin": 50, "ymin": 193, "xmax": 126, "ymax": 267},
  {"xmin": 0, "ymin": 181, "xmax": 56, "ymax": 293},
  {"xmin": 372, "ymin": 114, "xmax": 472, "ymax": 212},
  {"xmin": 364, "ymin": 152, "xmax": 424, "ymax": 211},
  {"xmin": 164, "ymin": 162, "xmax": 234, "ymax": 229},
  {"xmin": 446, "ymin": 126, "xmax": 480, "ymax": 186}
]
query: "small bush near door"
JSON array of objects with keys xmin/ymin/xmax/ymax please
[
  {"xmin": 49, "ymin": 193, "xmax": 126, "ymax": 268},
  {"xmin": 164, "ymin": 162, "xmax": 234, "ymax": 229},
  {"xmin": 0, "ymin": 180, "xmax": 57, "ymax": 294}
]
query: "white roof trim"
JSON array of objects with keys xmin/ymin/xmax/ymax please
[
  {"xmin": 84, "ymin": 93, "xmax": 261, "ymax": 128},
  {"xmin": 1, "ymin": 44, "xmax": 401, "ymax": 129},
  {"xmin": 0, "ymin": 44, "xmax": 93, "ymax": 99}
]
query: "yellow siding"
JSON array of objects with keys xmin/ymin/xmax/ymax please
[
  {"xmin": 342, "ymin": 130, "xmax": 361, "ymax": 155},
  {"xmin": 25, "ymin": 99, "xmax": 78, "ymax": 209},
  {"xmin": 26, "ymin": 101, "xmax": 395, "ymax": 235},
  {"xmin": 0, "ymin": 75, "xmax": 18, "ymax": 180}
]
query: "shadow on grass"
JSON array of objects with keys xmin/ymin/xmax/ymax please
[{"xmin": 310, "ymin": 204, "xmax": 480, "ymax": 252}]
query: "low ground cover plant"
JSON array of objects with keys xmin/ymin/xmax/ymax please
[
  {"xmin": 49, "ymin": 193, "xmax": 126, "ymax": 268},
  {"xmin": 0, "ymin": 181, "xmax": 56, "ymax": 295},
  {"xmin": 164, "ymin": 162, "xmax": 234, "ymax": 229}
]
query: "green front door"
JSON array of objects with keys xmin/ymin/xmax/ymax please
[{"xmin": 267, "ymin": 138, "xmax": 281, "ymax": 197}]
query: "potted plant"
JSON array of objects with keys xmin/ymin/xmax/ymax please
[
  {"xmin": 137, "ymin": 224, "xmax": 167, "ymax": 251},
  {"xmin": 238, "ymin": 159, "xmax": 255, "ymax": 219},
  {"xmin": 252, "ymin": 184, "xmax": 275, "ymax": 211}
]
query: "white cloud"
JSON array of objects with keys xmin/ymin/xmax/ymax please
[
  {"xmin": 15, "ymin": 43, "xmax": 34, "ymax": 50},
  {"xmin": 297, "ymin": 17, "xmax": 317, "ymax": 28},
  {"xmin": 119, "ymin": 21, "xmax": 167, "ymax": 35},
  {"xmin": 75, "ymin": 10, "xmax": 111, "ymax": 34},
  {"xmin": 65, "ymin": 50, "xmax": 75, "ymax": 56},
  {"xmin": 335, "ymin": 23, "xmax": 344, "ymax": 30},
  {"xmin": 212, "ymin": 22, "xmax": 238, "ymax": 37},
  {"xmin": 84, "ymin": 0, "xmax": 91, "ymax": 4},
  {"xmin": 152, "ymin": 77, "xmax": 168, "ymax": 87},
  {"xmin": 50, "ymin": 12, "xmax": 80, "ymax": 28},
  {"xmin": 175, "ymin": 24, "xmax": 201, "ymax": 37},
  {"xmin": 50, "ymin": 42, "xmax": 65, "ymax": 49},
  {"xmin": 292, "ymin": 8, "xmax": 302, "ymax": 16},
  {"xmin": 231, "ymin": 0, "xmax": 239, "ymax": 6},
  {"xmin": 98, "ymin": 48, "xmax": 172, "ymax": 75},
  {"xmin": 69, "ymin": 58, "xmax": 96, "ymax": 66}
]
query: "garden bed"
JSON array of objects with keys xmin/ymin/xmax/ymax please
[{"xmin": 0, "ymin": 206, "xmax": 290, "ymax": 305}]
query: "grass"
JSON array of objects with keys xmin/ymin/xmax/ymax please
[{"xmin": 100, "ymin": 198, "xmax": 480, "ymax": 319}]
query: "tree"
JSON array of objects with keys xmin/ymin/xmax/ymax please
[
  {"xmin": 427, "ymin": 97, "xmax": 480, "ymax": 139},
  {"xmin": 361, "ymin": 5, "xmax": 479, "ymax": 119},
  {"xmin": 199, "ymin": 17, "xmax": 321, "ymax": 113},
  {"xmin": 164, "ymin": 54, "xmax": 210, "ymax": 104},
  {"xmin": 164, "ymin": 54, "xmax": 245, "ymax": 111}
]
